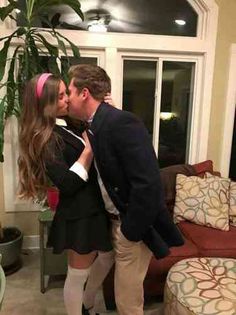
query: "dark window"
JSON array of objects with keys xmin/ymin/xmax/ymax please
[
  {"xmin": 122, "ymin": 59, "xmax": 195, "ymax": 167},
  {"xmin": 158, "ymin": 61, "xmax": 195, "ymax": 167},
  {"xmin": 229, "ymin": 109, "xmax": 236, "ymax": 181},
  {"xmin": 123, "ymin": 60, "xmax": 156, "ymax": 135},
  {"xmin": 61, "ymin": 56, "xmax": 98, "ymax": 73},
  {"xmin": 17, "ymin": 0, "xmax": 198, "ymax": 37}
]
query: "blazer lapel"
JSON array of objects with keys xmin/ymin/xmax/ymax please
[
  {"xmin": 90, "ymin": 102, "xmax": 110, "ymax": 135},
  {"xmin": 54, "ymin": 125, "xmax": 84, "ymax": 150},
  {"xmin": 88, "ymin": 103, "xmax": 110, "ymax": 169}
]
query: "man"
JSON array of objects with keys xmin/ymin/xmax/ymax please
[{"xmin": 68, "ymin": 64, "xmax": 184, "ymax": 315}]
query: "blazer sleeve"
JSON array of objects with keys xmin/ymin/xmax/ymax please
[
  {"xmin": 46, "ymin": 145, "xmax": 86, "ymax": 197},
  {"xmin": 111, "ymin": 113, "xmax": 164, "ymax": 242}
]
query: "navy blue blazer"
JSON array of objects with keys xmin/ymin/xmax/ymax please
[
  {"xmin": 88, "ymin": 103, "xmax": 184, "ymax": 258},
  {"xmin": 46, "ymin": 125, "xmax": 106, "ymax": 220}
]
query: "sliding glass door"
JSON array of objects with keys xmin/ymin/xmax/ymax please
[{"xmin": 122, "ymin": 57, "xmax": 195, "ymax": 167}]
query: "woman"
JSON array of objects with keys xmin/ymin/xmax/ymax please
[{"xmin": 18, "ymin": 73, "xmax": 114, "ymax": 315}]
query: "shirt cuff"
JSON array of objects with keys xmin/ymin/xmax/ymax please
[{"xmin": 69, "ymin": 162, "xmax": 88, "ymax": 182}]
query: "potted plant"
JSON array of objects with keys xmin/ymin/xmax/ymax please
[
  {"xmin": 0, "ymin": 0, "xmax": 83, "ymax": 272},
  {"xmin": 0, "ymin": 254, "xmax": 6, "ymax": 309},
  {"xmin": 0, "ymin": 0, "xmax": 83, "ymax": 161},
  {"xmin": 0, "ymin": 221, "xmax": 23, "ymax": 273}
]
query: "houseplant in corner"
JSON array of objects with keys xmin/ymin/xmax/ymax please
[
  {"xmin": 0, "ymin": 221, "xmax": 23, "ymax": 273},
  {"xmin": 0, "ymin": 0, "xmax": 83, "ymax": 272},
  {"xmin": 0, "ymin": 0, "xmax": 83, "ymax": 161}
]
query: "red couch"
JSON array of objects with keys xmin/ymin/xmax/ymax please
[{"xmin": 103, "ymin": 160, "xmax": 236, "ymax": 308}]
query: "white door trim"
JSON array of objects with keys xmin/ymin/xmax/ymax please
[{"xmin": 220, "ymin": 44, "xmax": 236, "ymax": 177}]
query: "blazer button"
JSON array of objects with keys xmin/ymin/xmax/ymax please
[{"xmin": 114, "ymin": 187, "xmax": 119, "ymax": 192}]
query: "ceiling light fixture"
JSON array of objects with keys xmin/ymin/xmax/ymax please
[
  {"xmin": 160, "ymin": 112, "xmax": 174, "ymax": 120},
  {"xmin": 175, "ymin": 19, "xmax": 186, "ymax": 26},
  {"xmin": 88, "ymin": 20, "xmax": 107, "ymax": 32}
]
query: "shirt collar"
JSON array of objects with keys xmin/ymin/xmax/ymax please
[
  {"xmin": 56, "ymin": 118, "xmax": 67, "ymax": 126},
  {"xmin": 87, "ymin": 112, "xmax": 96, "ymax": 125}
]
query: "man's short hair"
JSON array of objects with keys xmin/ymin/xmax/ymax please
[{"xmin": 68, "ymin": 64, "xmax": 111, "ymax": 101}]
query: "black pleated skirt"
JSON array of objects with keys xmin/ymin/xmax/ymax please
[{"xmin": 47, "ymin": 211, "xmax": 113, "ymax": 254}]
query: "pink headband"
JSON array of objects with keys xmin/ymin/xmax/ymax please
[{"xmin": 36, "ymin": 73, "xmax": 53, "ymax": 99}]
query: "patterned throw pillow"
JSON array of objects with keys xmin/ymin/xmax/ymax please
[
  {"xmin": 205, "ymin": 173, "xmax": 236, "ymax": 226},
  {"xmin": 230, "ymin": 181, "xmax": 236, "ymax": 226},
  {"xmin": 174, "ymin": 173, "xmax": 230, "ymax": 231}
]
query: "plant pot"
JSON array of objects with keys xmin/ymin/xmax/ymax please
[
  {"xmin": 0, "ymin": 254, "xmax": 6, "ymax": 310},
  {"xmin": 0, "ymin": 227, "xmax": 23, "ymax": 270},
  {"xmin": 47, "ymin": 187, "xmax": 59, "ymax": 212}
]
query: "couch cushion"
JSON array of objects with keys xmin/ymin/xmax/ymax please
[
  {"xmin": 205, "ymin": 172, "xmax": 236, "ymax": 226},
  {"xmin": 160, "ymin": 164, "xmax": 196, "ymax": 213},
  {"xmin": 230, "ymin": 181, "xmax": 236, "ymax": 225},
  {"xmin": 144, "ymin": 236, "xmax": 199, "ymax": 296},
  {"xmin": 174, "ymin": 174, "xmax": 230, "ymax": 231},
  {"xmin": 147, "ymin": 237, "xmax": 199, "ymax": 278},
  {"xmin": 192, "ymin": 160, "xmax": 213, "ymax": 177},
  {"xmin": 179, "ymin": 221, "xmax": 236, "ymax": 257}
]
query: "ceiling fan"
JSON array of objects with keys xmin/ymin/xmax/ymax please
[{"xmin": 47, "ymin": 3, "xmax": 143, "ymax": 33}]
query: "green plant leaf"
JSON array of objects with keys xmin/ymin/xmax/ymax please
[
  {"xmin": 0, "ymin": 26, "xmax": 25, "ymax": 43},
  {"xmin": 55, "ymin": 31, "xmax": 80, "ymax": 59},
  {"xmin": 28, "ymin": 34, "xmax": 41, "ymax": 73},
  {"xmin": 33, "ymin": 32, "xmax": 60, "ymax": 75},
  {"xmin": 35, "ymin": 0, "xmax": 84, "ymax": 21},
  {"xmin": 0, "ymin": 96, "xmax": 6, "ymax": 162},
  {"xmin": 16, "ymin": 27, "xmax": 26, "ymax": 37},
  {"xmin": 47, "ymin": 57, "xmax": 60, "ymax": 75},
  {"xmin": 0, "ymin": 1, "xmax": 82, "ymax": 162},
  {"xmin": 0, "ymin": 30, "xmax": 20, "ymax": 81},
  {"xmin": 5, "ymin": 46, "xmax": 21, "ymax": 119},
  {"xmin": 34, "ymin": 32, "xmax": 59, "ymax": 57},
  {"xmin": 60, "ymin": 57, "xmax": 70, "ymax": 84},
  {"xmin": 0, "ymin": 1, "xmax": 18, "ymax": 21},
  {"xmin": 51, "ymin": 31, "xmax": 67, "ymax": 56},
  {"xmin": 57, "ymin": 37, "xmax": 67, "ymax": 56}
]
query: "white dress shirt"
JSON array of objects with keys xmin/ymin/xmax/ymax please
[{"xmin": 86, "ymin": 115, "xmax": 119, "ymax": 215}]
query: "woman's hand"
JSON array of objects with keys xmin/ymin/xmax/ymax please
[
  {"xmin": 77, "ymin": 131, "xmax": 93, "ymax": 171},
  {"xmin": 104, "ymin": 93, "xmax": 114, "ymax": 106},
  {"xmin": 82, "ymin": 131, "xmax": 93, "ymax": 154}
]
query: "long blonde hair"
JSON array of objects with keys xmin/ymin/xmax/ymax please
[{"xmin": 18, "ymin": 74, "xmax": 62, "ymax": 200}]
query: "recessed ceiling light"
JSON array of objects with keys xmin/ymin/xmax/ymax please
[{"xmin": 175, "ymin": 19, "xmax": 186, "ymax": 26}]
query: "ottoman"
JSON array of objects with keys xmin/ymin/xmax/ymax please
[{"xmin": 164, "ymin": 257, "xmax": 236, "ymax": 315}]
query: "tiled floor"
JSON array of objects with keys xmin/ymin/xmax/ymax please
[{"xmin": 1, "ymin": 250, "xmax": 164, "ymax": 315}]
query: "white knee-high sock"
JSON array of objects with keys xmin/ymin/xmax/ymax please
[
  {"xmin": 83, "ymin": 251, "xmax": 115, "ymax": 310},
  {"xmin": 64, "ymin": 266, "xmax": 90, "ymax": 315}
]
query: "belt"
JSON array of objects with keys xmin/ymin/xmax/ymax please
[{"xmin": 108, "ymin": 212, "xmax": 120, "ymax": 221}]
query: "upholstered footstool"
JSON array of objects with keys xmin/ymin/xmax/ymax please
[{"xmin": 164, "ymin": 257, "xmax": 236, "ymax": 315}]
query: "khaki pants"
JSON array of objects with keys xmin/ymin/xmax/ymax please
[{"xmin": 111, "ymin": 220, "xmax": 152, "ymax": 315}]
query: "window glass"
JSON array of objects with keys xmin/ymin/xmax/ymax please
[
  {"xmin": 38, "ymin": 56, "xmax": 56, "ymax": 72},
  {"xmin": 158, "ymin": 61, "xmax": 195, "ymax": 167},
  {"xmin": 17, "ymin": 0, "xmax": 198, "ymax": 37},
  {"xmin": 61, "ymin": 56, "xmax": 98, "ymax": 74},
  {"xmin": 122, "ymin": 60, "xmax": 157, "ymax": 135},
  {"xmin": 229, "ymin": 110, "xmax": 236, "ymax": 181},
  {"xmin": 122, "ymin": 59, "xmax": 195, "ymax": 167}
]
